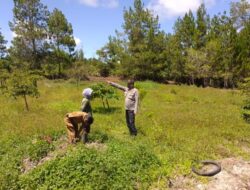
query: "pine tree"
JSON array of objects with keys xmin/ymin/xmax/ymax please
[
  {"xmin": 172, "ymin": 11, "xmax": 196, "ymax": 83},
  {"xmin": 167, "ymin": 33, "xmax": 185, "ymax": 82},
  {"xmin": 0, "ymin": 29, "xmax": 7, "ymax": 58},
  {"xmin": 230, "ymin": 0, "xmax": 250, "ymax": 30},
  {"xmin": 75, "ymin": 49, "xmax": 85, "ymax": 61},
  {"xmin": 195, "ymin": 4, "xmax": 209, "ymax": 49},
  {"xmin": 231, "ymin": 0, "xmax": 250, "ymax": 79},
  {"xmin": 47, "ymin": 8, "xmax": 76, "ymax": 77},
  {"xmin": 237, "ymin": 20, "xmax": 250, "ymax": 78},
  {"xmin": 0, "ymin": 29, "xmax": 9, "ymax": 91},
  {"xmin": 180, "ymin": 11, "xmax": 196, "ymax": 50},
  {"xmin": 97, "ymin": 34, "xmax": 126, "ymax": 76},
  {"xmin": 122, "ymin": 0, "xmax": 167, "ymax": 81},
  {"xmin": 218, "ymin": 13, "xmax": 238, "ymax": 88},
  {"xmin": 9, "ymin": 0, "xmax": 49, "ymax": 69}
]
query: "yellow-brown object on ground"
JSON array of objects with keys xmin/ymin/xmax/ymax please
[{"xmin": 64, "ymin": 111, "xmax": 91, "ymax": 143}]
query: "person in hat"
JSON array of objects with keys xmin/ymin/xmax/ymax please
[
  {"xmin": 107, "ymin": 79, "xmax": 139, "ymax": 136},
  {"xmin": 81, "ymin": 88, "xmax": 93, "ymax": 116},
  {"xmin": 64, "ymin": 111, "xmax": 94, "ymax": 143}
]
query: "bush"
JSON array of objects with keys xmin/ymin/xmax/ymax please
[
  {"xmin": 240, "ymin": 78, "xmax": 250, "ymax": 123},
  {"xmin": 91, "ymin": 83, "xmax": 119, "ymax": 109},
  {"xmin": 243, "ymin": 109, "xmax": 250, "ymax": 123}
]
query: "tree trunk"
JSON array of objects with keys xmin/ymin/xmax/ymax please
[
  {"xmin": 58, "ymin": 62, "xmax": 61, "ymax": 77},
  {"xmin": 32, "ymin": 38, "xmax": 38, "ymax": 69},
  {"xmin": 106, "ymin": 98, "xmax": 110, "ymax": 110},
  {"xmin": 224, "ymin": 78, "xmax": 228, "ymax": 88},
  {"xmin": 77, "ymin": 77, "xmax": 80, "ymax": 87},
  {"xmin": 203, "ymin": 78, "xmax": 208, "ymax": 87},
  {"xmin": 191, "ymin": 76, "xmax": 195, "ymax": 85},
  {"xmin": 209, "ymin": 78, "xmax": 214, "ymax": 87},
  {"xmin": 231, "ymin": 79, "xmax": 235, "ymax": 89},
  {"xmin": 57, "ymin": 41, "xmax": 61, "ymax": 78},
  {"xmin": 101, "ymin": 97, "xmax": 106, "ymax": 109},
  {"xmin": 23, "ymin": 94, "xmax": 29, "ymax": 111}
]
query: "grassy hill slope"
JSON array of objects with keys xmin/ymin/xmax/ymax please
[{"xmin": 0, "ymin": 80, "xmax": 249, "ymax": 189}]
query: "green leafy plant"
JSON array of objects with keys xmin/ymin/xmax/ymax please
[
  {"xmin": 20, "ymin": 140, "xmax": 160, "ymax": 190},
  {"xmin": 91, "ymin": 83, "xmax": 119, "ymax": 109},
  {"xmin": 6, "ymin": 70, "xmax": 40, "ymax": 111},
  {"xmin": 0, "ymin": 69, "xmax": 9, "ymax": 93},
  {"xmin": 240, "ymin": 77, "xmax": 250, "ymax": 123},
  {"xmin": 0, "ymin": 59, "xmax": 11, "ymax": 93},
  {"xmin": 27, "ymin": 138, "xmax": 54, "ymax": 161}
]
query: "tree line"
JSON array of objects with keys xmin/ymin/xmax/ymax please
[
  {"xmin": 0, "ymin": 0, "xmax": 250, "ymax": 101},
  {"xmin": 98, "ymin": 0, "xmax": 250, "ymax": 88}
]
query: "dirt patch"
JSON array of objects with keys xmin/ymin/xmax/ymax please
[
  {"xmin": 22, "ymin": 136, "xmax": 69, "ymax": 174},
  {"xmin": 37, "ymin": 137, "xmax": 69, "ymax": 166},
  {"xmin": 88, "ymin": 76, "xmax": 121, "ymax": 83},
  {"xmin": 22, "ymin": 158, "xmax": 37, "ymax": 174},
  {"xmin": 242, "ymin": 145, "xmax": 250, "ymax": 154},
  {"xmin": 85, "ymin": 142, "xmax": 107, "ymax": 151},
  {"xmin": 169, "ymin": 158, "xmax": 250, "ymax": 190},
  {"xmin": 22, "ymin": 136, "xmax": 107, "ymax": 173}
]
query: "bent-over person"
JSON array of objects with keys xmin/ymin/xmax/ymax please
[
  {"xmin": 107, "ymin": 79, "xmax": 139, "ymax": 136},
  {"xmin": 64, "ymin": 111, "xmax": 94, "ymax": 143}
]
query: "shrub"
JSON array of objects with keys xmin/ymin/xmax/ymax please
[
  {"xmin": 91, "ymin": 83, "xmax": 119, "ymax": 109},
  {"xmin": 5, "ymin": 70, "xmax": 40, "ymax": 111},
  {"xmin": 240, "ymin": 78, "xmax": 250, "ymax": 123}
]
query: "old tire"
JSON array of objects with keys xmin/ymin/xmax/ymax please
[{"xmin": 192, "ymin": 160, "xmax": 221, "ymax": 177}]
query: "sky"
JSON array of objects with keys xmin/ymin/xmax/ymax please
[{"xmin": 0, "ymin": 0, "xmax": 247, "ymax": 58}]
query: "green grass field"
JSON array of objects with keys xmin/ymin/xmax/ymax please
[{"xmin": 0, "ymin": 79, "xmax": 250, "ymax": 189}]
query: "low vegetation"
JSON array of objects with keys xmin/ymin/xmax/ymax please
[
  {"xmin": 240, "ymin": 77, "xmax": 250, "ymax": 122},
  {"xmin": 0, "ymin": 80, "xmax": 250, "ymax": 189}
]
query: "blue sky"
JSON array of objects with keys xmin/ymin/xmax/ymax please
[{"xmin": 0, "ymin": 0, "xmax": 246, "ymax": 58}]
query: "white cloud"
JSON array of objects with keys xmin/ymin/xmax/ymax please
[
  {"xmin": 12, "ymin": 31, "xmax": 17, "ymax": 38},
  {"xmin": 78, "ymin": 0, "xmax": 118, "ymax": 8},
  {"xmin": 74, "ymin": 37, "xmax": 81, "ymax": 46},
  {"xmin": 147, "ymin": 0, "xmax": 216, "ymax": 19},
  {"xmin": 79, "ymin": 0, "xmax": 98, "ymax": 7}
]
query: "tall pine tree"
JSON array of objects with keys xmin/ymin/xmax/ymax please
[
  {"xmin": 47, "ymin": 8, "xmax": 76, "ymax": 77},
  {"xmin": 195, "ymin": 4, "xmax": 209, "ymax": 49},
  {"xmin": 9, "ymin": 0, "xmax": 49, "ymax": 70},
  {"xmin": 122, "ymin": 0, "xmax": 168, "ymax": 81},
  {"xmin": 0, "ymin": 28, "xmax": 7, "ymax": 58}
]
